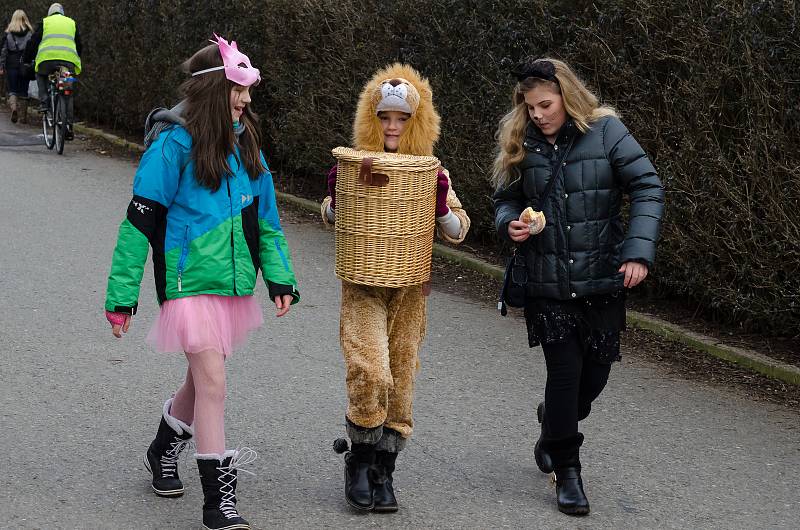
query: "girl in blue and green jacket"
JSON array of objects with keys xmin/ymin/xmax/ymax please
[{"xmin": 104, "ymin": 36, "xmax": 298, "ymax": 530}]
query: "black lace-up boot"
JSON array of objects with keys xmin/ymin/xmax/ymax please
[
  {"xmin": 197, "ymin": 449, "xmax": 256, "ymax": 530},
  {"xmin": 143, "ymin": 399, "xmax": 193, "ymax": 497}
]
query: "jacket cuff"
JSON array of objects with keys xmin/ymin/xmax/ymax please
[
  {"xmin": 109, "ymin": 303, "xmax": 138, "ymax": 316},
  {"xmin": 620, "ymin": 243, "xmax": 655, "ymax": 269},
  {"xmin": 267, "ymin": 281, "xmax": 299, "ymax": 303},
  {"xmin": 497, "ymin": 214, "xmax": 517, "ymax": 242},
  {"xmin": 436, "ymin": 210, "xmax": 461, "ymax": 238}
]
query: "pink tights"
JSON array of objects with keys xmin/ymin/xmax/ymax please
[{"xmin": 169, "ymin": 349, "xmax": 227, "ymax": 455}]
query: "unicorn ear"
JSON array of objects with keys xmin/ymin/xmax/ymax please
[{"xmin": 231, "ymin": 41, "xmax": 239, "ymax": 51}]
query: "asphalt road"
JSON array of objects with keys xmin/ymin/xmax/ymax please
[{"xmin": 1, "ymin": 114, "xmax": 798, "ymax": 529}]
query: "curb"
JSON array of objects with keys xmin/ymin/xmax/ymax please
[
  {"xmin": 77, "ymin": 122, "xmax": 800, "ymax": 387},
  {"xmin": 74, "ymin": 123, "xmax": 145, "ymax": 153},
  {"xmin": 625, "ymin": 313, "xmax": 800, "ymax": 385}
]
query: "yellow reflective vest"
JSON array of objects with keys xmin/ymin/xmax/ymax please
[{"xmin": 35, "ymin": 14, "xmax": 81, "ymax": 74}]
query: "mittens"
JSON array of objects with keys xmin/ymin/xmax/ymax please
[
  {"xmin": 435, "ymin": 170, "xmax": 450, "ymax": 217},
  {"xmin": 105, "ymin": 310, "xmax": 127, "ymax": 327}
]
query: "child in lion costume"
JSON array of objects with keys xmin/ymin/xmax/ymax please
[{"xmin": 321, "ymin": 63, "xmax": 470, "ymax": 512}]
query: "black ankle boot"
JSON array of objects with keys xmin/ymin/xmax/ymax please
[
  {"xmin": 337, "ymin": 440, "xmax": 376, "ymax": 511},
  {"xmin": 372, "ymin": 450, "xmax": 398, "ymax": 512},
  {"xmin": 197, "ymin": 451, "xmax": 253, "ymax": 530},
  {"xmin": 534, "ymin": 402, "xmax": 553, "ymax": 474},
  {"xmin": 555, "ymin": 467, "xmax": 590, "ymax": 516},
  {"xmin": 143, "ymin": 416, "xmax": 192, "ymax": 497}
]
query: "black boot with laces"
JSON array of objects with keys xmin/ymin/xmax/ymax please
[
  {"xmin": 143, "ymin": 416, "xmax": 192, "ymax": 497},
  {"xmin": 197, "ymin": 449, "xmax": 256, "ymax": 530}
]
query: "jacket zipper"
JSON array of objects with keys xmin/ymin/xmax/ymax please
[
  {"xmin": 177, "ymin": 225, "xmax": 190, "ymax": 292},
  {"xmin": 551, "ymin": 142, "xmax": 571, "ymax": 297},
  {"xmin": 226, "ymin": 175, "xmax": 236, "ymax": 294}
]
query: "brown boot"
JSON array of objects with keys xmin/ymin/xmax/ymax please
[
  {"xmin": 9, "ymin": 94, "xmax": 18, "ymax": 123},
  {"xmin": 18, "ymin": 97, "xmax": 28, "ymax": 124}
]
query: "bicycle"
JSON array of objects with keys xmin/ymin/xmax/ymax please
[{"xmin": 42, "ymin": 67, "xmax": 76, "ymax": 155}]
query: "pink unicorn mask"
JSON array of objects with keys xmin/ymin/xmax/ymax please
[{"xmin": 191, "ymin": 34, "xmax": 261, "ymax": 87}]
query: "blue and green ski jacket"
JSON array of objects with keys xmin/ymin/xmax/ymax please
[{"xmin": 105, "ymin": 124, "xmax": 299, "ymax": 314}]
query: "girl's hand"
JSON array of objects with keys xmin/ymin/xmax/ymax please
[
  {"xmin": 274, "ymin": 294, "xmax": 293, "ymax": 317},
  {"xmin": 619, "ymin": 261, "xmax": 648, "ymax": 288},
  {"xmin": 508, "ymin": 220, "xmax": 531, "ymax": 242},
  {"xmin": 106, "ymin": 311, "xmax": 132, "ymax": 338}
]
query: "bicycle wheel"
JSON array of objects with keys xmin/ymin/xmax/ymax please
[
  {"xmin": 42, "ymin": 93, "xmax": 55, "ymax": 150},
  {"xmin": 55, "ymin": 95, "xmax": 66, "ymax": 155}
]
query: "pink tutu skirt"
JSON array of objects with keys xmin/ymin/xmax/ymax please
[{"xmin": 146, "ymin": 294, "xmax": 263, "ymax": 357}]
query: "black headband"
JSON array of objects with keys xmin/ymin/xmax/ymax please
[{"xmin": 512, "ymin": 60, "xmax": 558, "ymax": 83}]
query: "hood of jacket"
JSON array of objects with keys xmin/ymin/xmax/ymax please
[
  {"xmin": 352, "ymin": 63, "xmax": 440, "ymax": 156},
  {"xmin": 144, "ymin": 99, "xmax": 187, "ymax": 148}
]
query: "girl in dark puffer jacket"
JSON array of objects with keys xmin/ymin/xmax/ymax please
[
  {"xmin": 0, "ymin": 10, "xmax": 33, "ymax": 123},
  {"xmin": 492, "ymin": 57, "xmax": 665, "ymax": 516}
]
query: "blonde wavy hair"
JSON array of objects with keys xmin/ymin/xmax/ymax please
[
  {"xmin": 492, "ymin": 58, "xmax": 618, "ymax": 188},
  {"xmin": 5, "ymin": 9, "xmax": 33, "ymax": 33}
]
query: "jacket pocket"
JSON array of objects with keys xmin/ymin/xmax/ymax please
[{"xmin": 177, "ymin": 225, "xmax": 190, "ymax": 292}]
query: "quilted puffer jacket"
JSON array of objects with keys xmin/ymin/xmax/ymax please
[{"xmin": 493, "ymin": 116, "xmax": 665, "ymax": 300}]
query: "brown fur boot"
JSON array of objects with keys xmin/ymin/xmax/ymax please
[
  {"xmin": 18, "ymin": 97, "xmax": 28, "ymax": 124},
  {"xmin": 9, "ymin": 94, "xmax": 18, "ymax": 123}
]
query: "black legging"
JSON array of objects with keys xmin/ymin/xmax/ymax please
[
  {"xmin": 36, "ymin": 59, "xmax": 76, "ymax": 122},
  {"xmin": 542, "ymin": 334, "xmax": 612, "ymax": 441}
]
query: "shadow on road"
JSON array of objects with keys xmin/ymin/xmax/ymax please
[{"xmin": 0, "ymin": 129, "xmax": 43, "ymax": 147}]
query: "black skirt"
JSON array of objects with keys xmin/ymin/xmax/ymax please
[{"xmin": 523, "ymin": 291, "xmax": 626, "ymax": 363}]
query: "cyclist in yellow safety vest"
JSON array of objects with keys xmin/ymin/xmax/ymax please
[{"xmin": 23, "ymin": 3, "xmax": 82, "ymax": 140}]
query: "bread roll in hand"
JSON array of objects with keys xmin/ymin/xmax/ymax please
[{"xmin": 520, "ymin": 207, "xmax": 546, "ymax": 235}]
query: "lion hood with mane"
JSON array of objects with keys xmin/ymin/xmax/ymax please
[{"xmin": 352, "ymin": 63, "xmax": 441, "ymax": 156}]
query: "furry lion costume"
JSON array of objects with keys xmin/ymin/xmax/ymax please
[{"xmin": 323, "ymin": 64, "xmax": 470, "ymax": 453}]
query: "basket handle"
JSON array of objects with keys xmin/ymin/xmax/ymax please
[{"xmin": 358, "ymin": 157, "xmax": 389, "ymax": 187}]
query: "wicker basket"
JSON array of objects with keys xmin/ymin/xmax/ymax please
[{"xmin": 332, "ymin": 147, "xmax": 440, "ymax": 288}]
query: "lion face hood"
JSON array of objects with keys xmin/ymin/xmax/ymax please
[{"xmin": 352, "ymin": 63, "xmax": 441, "ymax": 156}]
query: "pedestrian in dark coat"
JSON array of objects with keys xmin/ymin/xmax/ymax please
[
  {"xmin": 0, "ymin": 9, "xmax": 33, "ymax": 123},
  {"xmin": 492, "ymin": 57, "xmax": 665, "ymax": 516}
]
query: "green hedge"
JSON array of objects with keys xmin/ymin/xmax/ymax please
[{"xmin": 5, "ymin": 0, "xmax": 798, "ymax": 335}]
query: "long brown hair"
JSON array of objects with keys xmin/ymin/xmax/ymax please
[
  {"xmin": 492, "ymin": 58, "xmax": 618, "ymax": 188},
  {"xmin": 180, "ymin": 44, "xmax": 264, "ymax": 191}
]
